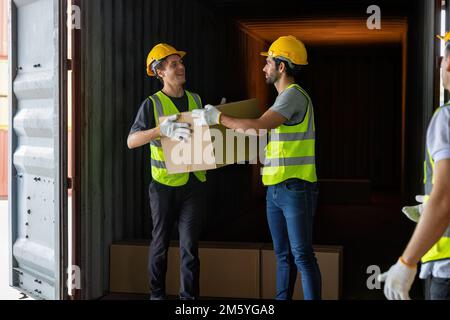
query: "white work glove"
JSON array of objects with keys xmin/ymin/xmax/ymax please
[
  {"xmin": 378, "ymin": 258, "xmax": 417, "ymax": 300},
  {"xmin": 159, "ymin": 114, "xmax": 191, "ymax": 142},
  {"xmin": 192, "ymin": 105, "xmax": 222, "ymax": 126},
  {"xmin": 402, "ymin": 195, "xmax": 425, "ymax": 223}
]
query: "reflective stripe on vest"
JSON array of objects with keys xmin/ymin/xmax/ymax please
[
  {"xmin": 149, "ymin": 90, "xmax": 206, "ymax": 187},
  {"xmin": 424, "ymin": 148, "xmax": 434, "ymax": 195},
  {"xmin": 149, "ymin": 140, "xmax": 162, "ymax": 147},
  {"xmin": 262, "ymin": 84, "xmax": 317, "ymax": 186},
  {"xmin": 265, "ymin": 156, "xmax": 316, "ymax": 167},
  {"xmin": 422, "ymin": 105, "xmax": 450, "ymax": 264}
]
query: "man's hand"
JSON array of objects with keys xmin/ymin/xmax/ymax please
[
  {"xmin": 192, "ymin": 105, "xmax": 222, "ymax": 126},
  {"xmin": 378, "ymin": 258, "xmax": 417, "ymax": 300},
  {"xmin": 160, "ymin": 114, "xmax": 191, "ymax": 142}
]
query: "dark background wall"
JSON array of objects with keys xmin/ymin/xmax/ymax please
[
  {"xmin": 304, "ymin": 45, "xmax": 403, "ymax": 192},
  {"xmin": 78, "ymin": 0, "xmax": 440, "ymax": 299}
]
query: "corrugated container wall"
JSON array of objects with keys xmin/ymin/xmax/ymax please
[
  {"xmin": 78, "ymin": 0, "xmax": 260, "ymax": 299},
  {"xmin": 0, "ymin": 0, "xmax": 8, "ymax": 198}
]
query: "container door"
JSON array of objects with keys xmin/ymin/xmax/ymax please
[{"xmin": 8, "ymin": 0, "xmax": 68, "ymax": 300}]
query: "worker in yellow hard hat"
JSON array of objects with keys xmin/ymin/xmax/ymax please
[
  {"xmin": 127, "ymin": 43, "xmax": 206, "ymax": 300},
  {"xmin": 192, "ymin": 35, "xmax": 322, "ymax": 300},
  {"xmin": 378, "ymin": 32, "xmax": 450, "ymax": 300},
  {"xmin": 260, "ymin": 35, "xmax": 309, "ymax": 66}
]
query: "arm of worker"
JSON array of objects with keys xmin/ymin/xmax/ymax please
[
  {"xmin": 128, "ymin": 115, "xmax": 191, "ymax": 148},
  {"xmin": 127, "ymin": 127, "xmax": 162, "ymax": 149},
  {"xmin": 402, "ymin": 106, "xmax": 450, "ymax": 263},
  {"xmin": 127, "ymin": 98, "xmax": 160, "ymax": 149},
  {"xmin": 401, "ymin": 158, "xmax": 450, "ymax": 265},
  {"xmin": 221, "ymin": 109, "xmax": 287, "ymax": 131},
  {"xmin": 378, "ymin": 159, "xmax": 450, "ymax": 300},
  {"xmin": 193, "ymin": 88, "xmax": 308, "ymax": 131},
  {"xmin": 378, "ymin": 108, "xmax": 450, "ymax": 300},
  {"xmin": 127, "ymin": 99, "xmax": 191, "ymax": 149},
  {"xmin": 192, "ymin": 104, "xmax": 287, "ymax": 131}
]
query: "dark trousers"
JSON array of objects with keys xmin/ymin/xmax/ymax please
[
  {"xmin": 148, "ymin": 176, "xmax": 203, "ymax": 300},
  {"xmin": 424, "ymin": 275, "xmax": 450, "ymax": 300}
]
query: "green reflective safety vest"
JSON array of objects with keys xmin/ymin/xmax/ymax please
[
  {"xmin": 149, "ymin": 90, "xmax": 206, "ymax": 187},
  {"xmin": 422, "ymin": 104, "xmax": 450, "ymax": 264},
  {"xmin": 262, "ymin": 84, "xmax": 317, "ymax": 186}
]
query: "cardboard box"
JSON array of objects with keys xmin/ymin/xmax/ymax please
[
  {"xmin": 159, "ymin": 99, "xmax": 262, "ymax": 174},
  {"xmin": 109, "ymin": 241, "xmax": 343, "ymax": 299}
]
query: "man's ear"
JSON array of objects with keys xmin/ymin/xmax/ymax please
[
  {"xmin": 156, "ymin": 64, "xmax": 166, "ymax": 79},
  {"xmin": 156, "ymin": 69, "xmax": 164, "ymax": 79},
  {"xmin": 278, "ymin": 61, "xmax": 286, "ymax": 73}
]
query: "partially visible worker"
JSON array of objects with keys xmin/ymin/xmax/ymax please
[
  {"xmin": 192, "ymin": 35, "xmax": 322, "ymax": 300},
  {"xmin": 127, "ymin": 43, "xmax": 206, "ymax": 300},
  {"xmin": 378, "ymin": 32, "xmax": 450, "ymax": 300}
]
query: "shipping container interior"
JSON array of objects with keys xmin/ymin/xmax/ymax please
[{"xmin": 74, "ymin": 0, "xmax": 440, "ymax": 299}]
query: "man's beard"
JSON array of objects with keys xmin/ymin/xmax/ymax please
[{"xmin": 266, "ymin": 72, "xmax": 279, "ymax": 84}]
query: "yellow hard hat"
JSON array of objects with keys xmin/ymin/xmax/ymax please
[
  {"xmin": 437, "ymin": 31, "xmax": 450, "ymax": 43},
  {"xmin": 146, "ymin": 43, "xmax": 186, "ymax": 77},
  {"xmin": 261, "ymin": 35, "xmax": 308, "ymax": 66}
]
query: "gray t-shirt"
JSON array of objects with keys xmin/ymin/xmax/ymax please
[
  {"xmin": 269, "ymin": 85, "xmax": 309, "ymax": 125},
  {"xmin": 419, "ymin": 105, "xmax": 450, "ymax": 280},
  {"xmin": 427, "ymin": 106, "xmax": 450, "ymax": 163}
]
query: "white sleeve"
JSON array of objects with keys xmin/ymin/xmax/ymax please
[{"xmin": 428, "ymin": 107, "xmax": 450, "ymax": 163}]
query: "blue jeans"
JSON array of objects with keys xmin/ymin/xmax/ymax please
[{"xmin": 266, "ymin": 178, "xmax": 322, "ymax": 300}]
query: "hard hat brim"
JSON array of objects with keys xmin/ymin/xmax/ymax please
[
  {"xmin": 260, "ymin": 51, "xmax": 308, "ymax": 65},
  {"xmin": 147, "ymin": 51, "xmax": 187, "ymax": 77},
  {"xmin": 174, "ymin": 51, "xmax": 187, "ymax": 59}
]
